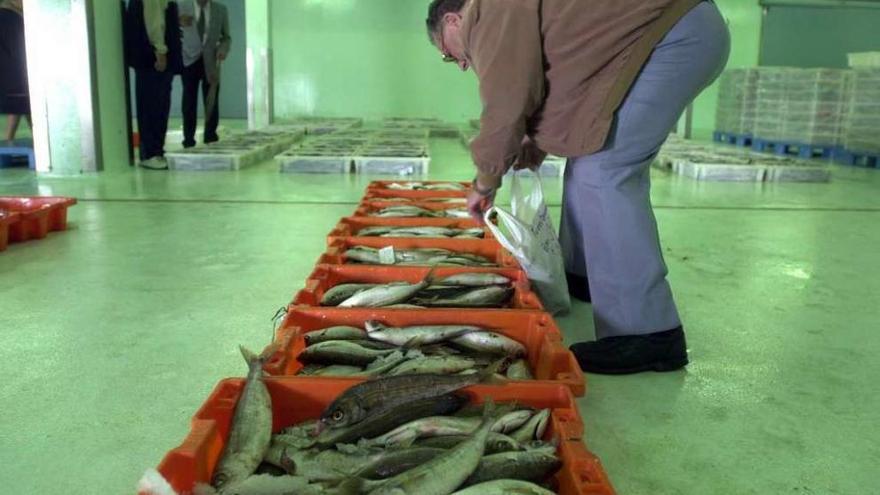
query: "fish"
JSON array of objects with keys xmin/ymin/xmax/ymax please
[
  {"xmin": 463, "ymin": 449, "xmax": 561, "ymax": 487},
  {"xmin": 357, "ymin": 350, "xmax": 421, "ymax": 377},
  {"xmin": 417, "ymin": 286, "xmax": 514, "ymax": 308},
  {"xmin": 414, "ymin": 433, "xmax": 522, "ymax": 454},
  {"xmin": 300, "ymin": 341, "xmax": 397, "ymax": 366},
  {"xmin": 361, "ymin": 409, "xmax": 531, "ymax": 449},
  {"xmin": 321, "ymin": 284, "xmax": 378, "ymax": 306},
  {"xmin": 211, "ymin": 345, "xmax": 276, "ymax": 492},
  {"xmin": 319, "ymin": 359, "xmax": 504, "ymax": 430},
  {"xmin": 338, "ymin": 269, "xmax": 436, "ymax": 308},
  {"xmin": 434, "ymin": 273, "xmax": 511, "ymax": 287},
  {"xmin": 505, "ymin": 359, "xmax": 534, "ymax": 380},
  {"xmin": 344, "ymin": 248, "xmax": 381, "ymax": 264},
  {"xmin": 451, "ymin": 332, "xmax": 526, "ymax": 357},
  {"xmin": 267, "ymin": 448, "xmax": 385, "ymax": 482},
  {"xmin": 366, "ymin": 400, "xmax": 497, "ymax": 495},
  {"xmin": 364, "ymin": 321, "xmax": 480, "ymax": 346},
  {"xmin": 450, "ymin": 479, "xmax": 556, "ymax": 495},
  {"xmin": 315, "ymin": 393, "xmax": 468, "ymax": 448},
  {"xmin": 208, "ymin": 474, "xmax": 321, "ymax": 495},
  {"xmin": 304, "ymin": 326, "xmax": 367, "ymax": 346},
  {"xmin": 310, "ymin": 365, "xmax": 365, "ymax": 377},
  {"xmin": 443, "ymin": 208, "xmax": 472, "ymax": 219},
  {"xmin": 509, "ymin": 409, "xmax": 551, "ymax": 444},
  {"xmin": 386, "ymin": 355, "xmax": 476, "ymax": 376},
  {"xmin": 358, "ymin": 226, "xmax": 393, "ymax": 237},
  {"xmin": 354, "ymin": 447, "xmax": 447, "ymax": 480}
]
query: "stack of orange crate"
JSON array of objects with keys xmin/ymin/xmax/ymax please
[
  {"xmin": 149, "ymin": 181, "xmax": 616, "ymax": 495},
  {"xmin": 0, "ymin": 197, "xmax": 77, "ymax": 252}
]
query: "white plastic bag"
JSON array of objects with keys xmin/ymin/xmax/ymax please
[{"xmin": 484, "ymin": 170, "xmax": 571, "ymax": 315}]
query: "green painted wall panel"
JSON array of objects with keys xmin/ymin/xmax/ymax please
[{"xmin": 268, "ymin": 1, "xmax": 764, "ymax": 137}]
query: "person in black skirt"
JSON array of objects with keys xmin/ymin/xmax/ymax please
[{"xmin": 0, "ymin": 0, "xmax": 30, "ymax": 142}]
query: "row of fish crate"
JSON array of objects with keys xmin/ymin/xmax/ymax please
[{"xmin": 143, "ymin": 180, "xmax": 614, "ymax": 495}]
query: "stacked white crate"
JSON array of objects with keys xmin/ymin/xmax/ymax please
[
  {"xmin": 842, "ymin": 69, "xmax": 880, "ymax": 155},
  {"xmin": 753, "ymin": 67, "xmax": 799, "ymax": 144},
  {"xmin": 781, "ymin": 69, "xmax": 850, "ymax": 147},
  {"xmin": 715, "ymin": 69, "xmax": 760, "ymax": 137}
]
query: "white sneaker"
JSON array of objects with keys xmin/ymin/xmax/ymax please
[{"xmin": 140, "ymin": 157, "xmax": 168, "ymax": 170}]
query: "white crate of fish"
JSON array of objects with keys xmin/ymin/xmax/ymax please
[{"xmin": 354, "ymin": 156, "xmax": 431, "ymax": 176}]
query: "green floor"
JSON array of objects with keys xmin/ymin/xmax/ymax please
[{"xmin": 1, "ymin": 138, "xmax": 878, "ymax": 494}]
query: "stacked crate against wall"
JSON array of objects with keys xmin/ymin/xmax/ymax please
[
  {"xmin": 842, "ymin": 69, "xmax": 880, "ymax": 155},
  {"xmin": 754, "ymin": 68, "xmax": 850, "ymax": 148},
  {"xmin": 714, "ymin": 68, "xmax": 759, "ymax": 138}
]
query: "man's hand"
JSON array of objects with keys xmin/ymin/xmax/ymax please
[
  {"xmin": 217, "ymin": 51, "xmax": 227, "ymax": 62},
  {"xmin": 154, "ymin": 52, "xmax": 168, "ymax": 72},
  {"xmin": 467, "ymin": 180, "xmax": 497, "ymax": 225},
  {"xmin": 513, "ymin": 136, "xmax": 547, "ymax": 171}
]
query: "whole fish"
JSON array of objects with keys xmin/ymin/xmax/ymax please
[
  {"xmin": 358, "ymin": 226, "xmax": 393, "ymax": 237},
  {"xmin": 319, "ymin": 359, "xmax": 504, "ymax": 430},
  {"xmin": 414, "ymin": 433, "xmax": 522, "ymax": 454},
  {"xmin": 211, "ymin": 346, "xmax": 275, "ymax": 492},
  {"xmin": 365, "ymin": 321, "xmax": 481, "ymax": 346},
  {"xmin": 205, "ymin": 474, "xmax": 321, "ymax": 495},
  {"xmin": 315, "ymin": 393, "xmax": 467, "ymax": 448},
  {"xmin": 451, "ymin": 332, "xmax": 526, "ymax": 357},
  {"xmin": 300, "ymin": 341, "xmax": 396, "ymax": 366},
  {"xmin": 357, "ymin": 350, "xmax": 421, "ymax": 377},
  {"xmin": 366, "ymin": 401, "xmax": 497, "ymax": 495},
  {"xmin": 386, "ymin": 355, "xmax": 476, "ymax": 376},
  {"xmin": 443, "ymin": 208, "xmax": 472, "ymax": 219},
  {"xmin": 310, "ymin": 365, "xmax": 365, "ymax": 377},
  {"xmin": 304, "ymin": 326, "xmax": 367, "ymax": 346},
  {"xmin": 509, "ymin": 409, "xmax": 551, "ymax": 444},
  {"xmin": 345, "ymin": 248, "xmax": 381, "ymax": 264},
  {"xmin": 321, "ymin": 283, "xmax": 378, "ymax": 306},
  {"xmin": 451, "ymin": 480, "xmax": 556, "ymax": 495},
  {"xmin": 418, "ymin": 286, "xmax": 514, "ymax": 308},
  {"xmin": 267, "ymin": 447, "xmax": 384, "ymax": 482},
  {"xmin": 463, "ymin": 450, "xmax": 561, "ymax": 486},
  {"xmin": 505, "ymin": 359, "xmax": 534, "ymax": 380},
  {"xmin": 434, "ymin": 273, "xmax": 511, "ymax": 287},
  {"xmin": 338, "ymin": 269, "xmax": 435, "ymax": 308},
  {"xmin": 362, "ymin": 409, "xmax": 531, "ymax": 449},
  {"xmin": 354, "ymin": 447, "xmax": 447, "ymax": 480}
]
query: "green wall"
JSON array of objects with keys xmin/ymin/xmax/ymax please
[
  {"xmin": 91, "ymin": 0, "xmax": 131, "ymax": 171},
  {"xmin": 269, "ymin": 0, "xmax": 479, "ymax": 122}
]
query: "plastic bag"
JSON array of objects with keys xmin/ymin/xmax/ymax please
[{"xmin": 484, "ymin": 170, "xmax": 571, "ymax": 315}]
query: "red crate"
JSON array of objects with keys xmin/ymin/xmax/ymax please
[
  {"xmin": 0, "ymin": 196, "xmax": 77, "ymax": 243},
  {"xmin": 147, "ymin": 379, "xmax": 615, "ymax": 495},
  {"xmin": 267, "ymin": 307, "xmax": 584, "ymax": 396},
  {"xmin": 328, "ymin": 216, "xmax": 490, "ymax": 245},
  {"xmin": 292, "ymin": 265, "xmax": 544, "ymax": 311},
  {"xmin": 318, "ymin": 237, "xmax": 519, "ymax": 268},
  {"xmin": 0, "ymin": 211, "xmax": 19, "ymax": 251}
]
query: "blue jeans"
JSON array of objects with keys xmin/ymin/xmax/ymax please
[{"xmin": 560, "ymin": 1, "xmax": 730, "ymax": 338}]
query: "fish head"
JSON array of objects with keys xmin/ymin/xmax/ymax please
[{"xmin": 320, "ymin": 396, "xmax": 366, "ymax": 430}]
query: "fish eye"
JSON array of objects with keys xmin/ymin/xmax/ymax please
[{"xmin": 332, "ymin": 410, "xmax": 345, "ymax": 422}]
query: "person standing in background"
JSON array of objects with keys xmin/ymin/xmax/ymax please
[
  {"xmin": 179, "ymin": 0, "xmax": 230, "ymax": 148},
  {"xmin": 0, "ymin": 0, "xmax": 30, "ymax": 142},
  {"xmin": 125, "ymin": 0, "xmax": 182, "ymax": 170}
]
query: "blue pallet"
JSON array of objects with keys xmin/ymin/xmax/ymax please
[
  {"xmin": 0, "ymin": 139, "xmax": 35, "ymax": 170},
  {"xmin": 834, "ymin": 150, "xmax": 879, "ymax": 169},
  {"xmin": 713, "ymin": 131, "xmax": 753, "ymax": 147},
  {"xmin": 751, "ymin": 139, "xmax": 841, "ymax": 160}
]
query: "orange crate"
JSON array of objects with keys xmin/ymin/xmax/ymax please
[
  {"xmin": 267, "ymin": 307, "xmax": 585, "ymax": 396},
  {"xmin": 318, "ymin": 237, "xmax": 519, "ymax": 268},
  {"xmin": 148, "ymin": 379, "xmax": 615, "ymax": 495},
  {"xmin": 328, "ymin": 216, "xmax": 490, "ymax": 245},
  {"xmin": 365, "ymin": 180, "xmax": 470, "ymax": 200},
  {"xmin": 0, "ymin": 211, "xmax": 19, "ymax": 251},
  {"xmin": 292, "ymin": 265, "xmax": 544, "ymax": 311},
  {"xmin": 0, "ymin": 196, "xmax": 77, "ymax": 243}
]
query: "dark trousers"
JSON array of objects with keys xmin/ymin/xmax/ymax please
[
  {"xmin": 134, "ymin": 67, "xmax": 173, "ymax": 161},
  {"xmin": 181, "ymin": 57, "xmax": 220, "ymax": 147}
]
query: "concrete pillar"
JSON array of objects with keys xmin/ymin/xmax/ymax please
[
  {"xmin": 22, "ymin": 0, "xmax": 129, "ymax": 174},
  {"xmin": 246, "ymin": 0, "xmax": 273, "ymax": 129}
]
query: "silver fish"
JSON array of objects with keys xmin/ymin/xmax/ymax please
[
  {"xmin": 386, "ymin": 355, "xmax": 477, "ymax": 376},
  {"xmin": 505, "ymin": 359, "xmax": 534, "ymax": 380},
  {"xmin": 451, "ymin": 331, "xmax": 526, "ymax": 357},
  {"xmin": 463, "ymin": 449, "xmax": 561, "ymax": 486},
  {"xmin": 509, "ymin": 409, "xmax": 551, "ymax": 444},
  {"xmin": 420, "ymin": 286, "xmax": 514, "ymax": 308},
  {"xmin": 304, "ymin": 326, "xmax": 367, "ymax": 346},
  {"xmin": 451, "ymin": 480, "xmax": 556, "ymax": 495},
  {"xmin": 211, "ymin": 346, "xmax": 275, "ymax": 492},
  {"xmin": 435, "ymin": 273, "xmax": 512, "ymax": 287},
  {"xmin": 362, "ymin": 409, "xmax": 531, "ymax": 449},
  {"xmin": 321, "ymin": 283, "xmax": 378, "ymax": 306},
  {"xmin": 338, "ymin": 270, "xmax": 435, "ymax": 308},
  {"xmin": 300, "ymin": 341, "xmax": 397, "ymax": 366},
  {"xmin": 365, "ymin": 321, "xmax": 480, "ymax": 346}
]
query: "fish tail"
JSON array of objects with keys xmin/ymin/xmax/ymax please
[
  {"xmin": 239, "ymin": 342, "xmax": 280, "ymax": 373},
  {"xmin": 477, "ymin": 358, "xmax": 509, "ymax": 384}
]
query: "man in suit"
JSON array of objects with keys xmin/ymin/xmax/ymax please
[{"xmin": 179, "ymin": 0, "xmax": 230, "ymax": 147}]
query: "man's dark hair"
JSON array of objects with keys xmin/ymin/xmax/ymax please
[{"xmin": 426, "ymin": 0, "xmax": 467, "ymax": 42}]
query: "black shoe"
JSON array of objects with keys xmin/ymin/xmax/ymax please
[
  {"xmin": 569, "ymin": 327, "xmax": 688, "ymax": 375},
  {"xmin": 204, "ymin": 136, "xmax": 219, "ymax": 145},
  {"xmin": 566, "ymin": 272, "xmax": 591, "ymax": 303},
  {"xmin": 182, "ymin": 140, "xmax": 196, "ymax": 149}
]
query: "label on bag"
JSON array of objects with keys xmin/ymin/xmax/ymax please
[{"xmin": 378, "ymin": 246, "xmax": 397, "ymax": 265}]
